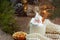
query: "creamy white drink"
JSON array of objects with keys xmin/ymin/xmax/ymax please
[{"xmin": 29, "ymin": 12, "xmax": 46, "ymax": 35}]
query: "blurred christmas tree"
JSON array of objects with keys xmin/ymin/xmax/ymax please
[{"xmin": 0, "ymin": 0, "xmax": 18, "ymax": 34}]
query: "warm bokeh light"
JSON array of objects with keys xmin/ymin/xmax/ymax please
[{"xmin": 24, "ymin": 4, "xmax": 28, "ymax": 12}]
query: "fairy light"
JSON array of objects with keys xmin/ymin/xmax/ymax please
[{"xmin": 22, "ymin": 0, "xmax": 28, "ymax": 12}]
